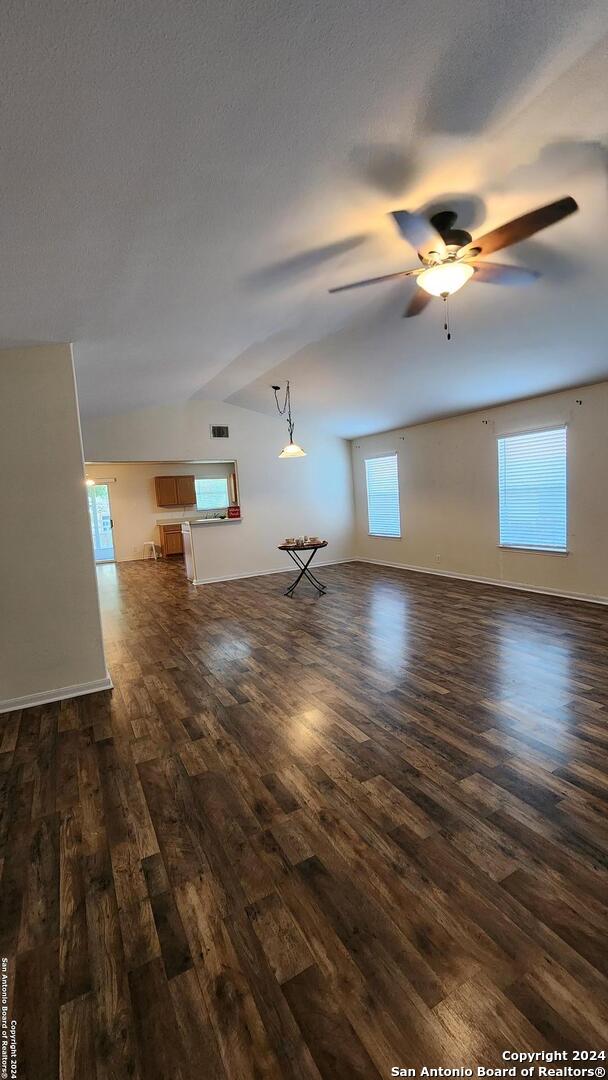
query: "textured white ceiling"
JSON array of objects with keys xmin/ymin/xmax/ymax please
[{"xmin": 1, "ymin": 0, "xmax": 607, "ymax": 437}]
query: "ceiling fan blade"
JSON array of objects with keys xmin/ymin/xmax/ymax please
[
  {"xmin": 403, "ymin": 288, "xmax": 432, "ymax": 317},
  {"xmin": 329, "ymin": 267, "xmax": 420, "ymax": 293},
  {"xmin": 470, "ymin": 262, "xmax": 541, "ymax": 285},
  {"xmin": 462, "ymin": 196, "xmax": 578, "ymax": 258},
  {"xmin": 391, "ymin": 210, "xmax": 447, "ymax": 260}
]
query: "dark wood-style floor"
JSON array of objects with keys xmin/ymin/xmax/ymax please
[{"xmin": 2, "ymin": 558, "xmax": 608, "ymax": 1079}]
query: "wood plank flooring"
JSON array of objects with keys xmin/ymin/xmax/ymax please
[{"xmin": 2, "ymin": 558, "xmax": 608, "ymax": 1078}]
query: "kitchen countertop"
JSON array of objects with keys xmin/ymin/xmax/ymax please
[
  {"xmin": 182, "ymin": 517, "xmax": 241, "ymax": 527},
  {"xmin": 156, "ymin": 516, "xmax": 241, "ymax": 526}
]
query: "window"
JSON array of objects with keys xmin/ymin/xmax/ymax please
[
  {"xmin": 497, "ymin": 427, "xmax": 567, "ymax": 552},
  {"xmin": 195, "ymin": 477, "xmax": 229, "ymax": 510},
  {"xmin": 365, "ymin": 454, "xmax": 401, "ymax": 538}
]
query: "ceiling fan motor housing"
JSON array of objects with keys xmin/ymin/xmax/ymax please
[
  {"xmin": 444, "ymin": 229, "xmax": 472, "ymax": 248},
  {"xmin": 428, "ymin": 210, "xmax": 472, "ymax": 256}
]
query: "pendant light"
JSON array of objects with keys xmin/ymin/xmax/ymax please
[{"xmin": 272, "ymin": 382, "xmax": 306, "ymax": 458}]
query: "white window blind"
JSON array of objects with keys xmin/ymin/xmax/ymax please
[
  {"xmin": 195, "ymin": 477, "xmax": 229, "ymax": 510},
  {"xmin": 365, "ymin": 454, "xmax": 401, "ymax": 538},
  {"xmin": 497, "ymin": 427, "xmax": 567, "ymax": 552}
]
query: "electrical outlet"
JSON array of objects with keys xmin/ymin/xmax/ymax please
[{"xmin": 435, "ymin": 553, "xmax": 441, "ymax": 562}]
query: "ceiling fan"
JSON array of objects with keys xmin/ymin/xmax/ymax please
[{"xmin": 329, "ymin": 197, "xmax": 578, "ymax": 326}]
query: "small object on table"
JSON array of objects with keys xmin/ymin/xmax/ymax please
[{"xmin": 278, "ymin": 539, "xmax": 328, "ymax": 597}]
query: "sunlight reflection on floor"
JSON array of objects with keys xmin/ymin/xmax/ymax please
[{"xmin": 369, "ymin": 586, "xmax": 411, "ymax": 671}]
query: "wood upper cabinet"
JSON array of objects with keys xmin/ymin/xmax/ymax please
[
  {"xmin": 155, "ymin": 475, "xmax": 196, "ymax": 507},
  {"xmin": 155, "ymin": 476, "xmax": 178, "ymax": 507},
  {"xmin": 175, "ymin": 475, "xmax": 196, "ymax": 506}
]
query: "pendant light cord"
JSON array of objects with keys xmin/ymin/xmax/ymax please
[{"xmin": 273, "ymin": 381, "xmax": 295, "ymax": 441}]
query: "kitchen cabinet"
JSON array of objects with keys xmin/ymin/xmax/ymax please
[
  {"xmin": 176, "ymin": 475, "xmax": 196, "ymax": 505},
  {"xmin": 155, "ymin": 474, "xmax": 196, "ymax": 507},
  {"xmin": 159, "ymin": 524, "xmax": 184, "ymax": 556}
]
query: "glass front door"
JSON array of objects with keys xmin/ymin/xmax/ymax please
[{"xmin": 87, "ymin": 483, "xmax": 115, "ymax": 562}]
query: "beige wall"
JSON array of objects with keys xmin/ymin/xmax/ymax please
[
  {"xmin": 352, "ymin": 381, "xmax": 608, "ymax": 602},
  {"xmin": 82, "ymin": 399, "xmax": 355, "ymax": 581},
  {"xmin": 86, "ymin": 460, "xmax": 236, "ymax": 563},
  {"xmin": 0, "ymin": 344, "xmax": 109, "ymax": 711}
]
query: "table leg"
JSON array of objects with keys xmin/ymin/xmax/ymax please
[{"xmin": 284, "ymin": 549, "xmax": 326, "ymax": 596}]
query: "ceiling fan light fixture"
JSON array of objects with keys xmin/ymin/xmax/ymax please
[
  {"xmin": 416, "ymin": 261, "xmax": 474, "ymax": 297},
  {"xmin": 279, "ymin": 440, "xmax": 306, "ymax": 459}
]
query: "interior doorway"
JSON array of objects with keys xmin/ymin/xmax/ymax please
[{"xmin": 87, "ymin": 482, "xmax": 115, "ymax": 562}]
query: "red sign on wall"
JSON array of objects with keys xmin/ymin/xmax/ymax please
[{"xmin": 227, "ymin": 505, "xmax": 241, "ymax": 519}]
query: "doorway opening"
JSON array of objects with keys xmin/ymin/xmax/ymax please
[{"xmin": 87, "ymin": 482, "xmax": 115, "ymax": 562}]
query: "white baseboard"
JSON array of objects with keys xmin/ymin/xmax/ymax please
[
  {"xmin": 0, "ymin": 674, "xmax": 114, "ymax": 716},
  {"xmin": 191, "ymin": 557, "xmax": 355, "ymax": 586},
  {"xmin": 355, "ymin": 557, "xmax": 608, "ymax": 606}
]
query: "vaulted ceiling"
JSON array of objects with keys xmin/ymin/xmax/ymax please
[{"xmin": 2, "ymin": 0, "xmax": 607, "ymax": 437}]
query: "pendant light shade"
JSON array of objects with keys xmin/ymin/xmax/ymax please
[
  {"xmin": 272, "ymin": 381, "xmax": 306, "ymax": 459},
  {"xmin": 279, "ymin": 441, "xmax": 306, "ymax": 459}
]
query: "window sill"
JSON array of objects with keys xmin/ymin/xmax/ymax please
[
  {"xmin": 498, "ymin": 545, "xmax": 569, "ymax": 556},
  {"xmin": 368, "ymin": 533, "xmax": 402, "ymax": 539}
]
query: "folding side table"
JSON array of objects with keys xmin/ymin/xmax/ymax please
[{"xmin": 278, "ymin": 540, "xmax": 328, "ymax": 597}]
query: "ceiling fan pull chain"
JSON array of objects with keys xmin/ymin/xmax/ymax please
[{"xmin": 442, "ymin": 294, "xmax": 451, "ymax": 341}]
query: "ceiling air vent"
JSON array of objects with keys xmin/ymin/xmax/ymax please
[{"xmin": 210, "ymin": 424, "xmax": 229, "ymax": 439}]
